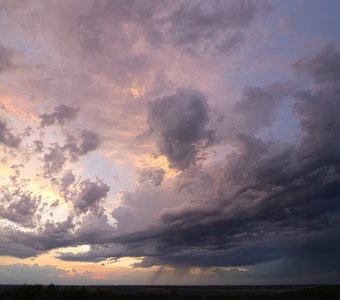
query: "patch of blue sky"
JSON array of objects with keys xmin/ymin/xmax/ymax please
[
  {"xmin": 78, "ymin": 151, "xmax": 135, "ymax": 198},
  {"xmin": 271, "ymin": 0, "xmax": 340, "ymax": 42},
  {"xmin": 258, "ymin": 97, "xmax": 300, "ymax": 144}
]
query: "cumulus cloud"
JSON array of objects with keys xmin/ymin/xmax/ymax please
[
  {"xmin": 61, "ymin": 178, "xmax": 110, "ymax": 216},
  {"xmin": 73, "ymin": 179, "xmax": 110, "ymax": 215},
  {"xmin": 39, "ymin": 104, "xmax": 79, "ymax": 127},
  {"xmin": 42, "ymin": 143, "xmax": 65, "ymax": 174},
  {"xmin": 64, "ymin": 129, "xmax": 101, "ymax": 160},
  {"xmin": 0, "ymin": 188, "xmax": 40, "ymax": 228},
  {"xmin": 148, "ymin": 88, "xmax": 215, "ymax": 170},
  {"xmin": 42, "ymin": 129, "xmax": 100, "ymax": 175}
]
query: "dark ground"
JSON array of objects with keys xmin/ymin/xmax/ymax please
[{"xmin": 0, "ymin": 284, "xmax": 340, "ymax": 300}]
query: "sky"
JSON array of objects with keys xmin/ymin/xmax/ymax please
[{"xmin": 0, "ymin": 0, "xmax": 340, "ymax": 285}]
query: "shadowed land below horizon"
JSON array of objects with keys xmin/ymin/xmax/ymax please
[{"xmin": 1, "ymin": 284, "xmax": 340, "ymax": 300}]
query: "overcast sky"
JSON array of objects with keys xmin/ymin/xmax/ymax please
[{"xmin": 1, "ymin": 0, "xmax": 340, "ymax": 285}]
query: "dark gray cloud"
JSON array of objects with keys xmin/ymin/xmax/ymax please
[
  {"xmin": 0, "ymin": 118, "xmax": 21, "ymax": 148},
  {"xmin": 148, "ymin": 88, "xmax": 214, "ymax": 170},
  {"xmin": 39, "ymin": 104, "xmax": 79, "ymax": 127},
  {"xmin": 138, "ymin": 167, "xmax": 165, "ymax": 186}
]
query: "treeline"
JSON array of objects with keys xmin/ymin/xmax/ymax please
[{"xmin": 0, "ymin": 284, "xmax": 340, "ymax": 300}]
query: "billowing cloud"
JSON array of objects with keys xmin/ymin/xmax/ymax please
[
  {"xmin": 1, "ymin": 0, "xmax": 340, "ymax": 285},
  {"xmin": 71, "ymin": 179, "xmax": 110, "ymax": 215},
  {"xmin": 148, "ymin": 88, "xmax": 215, "ymax": 170}
]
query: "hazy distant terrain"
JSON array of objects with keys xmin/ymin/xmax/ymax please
[{"xmin": 1, "ymin": 285, "xmax": 340, "ymax": 300}]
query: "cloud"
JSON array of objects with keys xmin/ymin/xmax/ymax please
[
  {"xmin": 71, "ymin": 179, "xmax": 110, "ymax": 215},
  {"xmin": 233, "ymin": 81, "xmax": 302, "ymax": 133},
  {"xmin": 168, "ymin": 0, "xmax": 256, "ymax": 55},
  {"xmin": 0, "ymin": 263, "xmax": 95, "ymax": 285},
  {"xmin": 0, "ymin": 188, "xmax": 40, "ymax": 227},
  {"xmin": 60, "ymin": 176, "xmax": 110, "ymax": 216},
  {"xmin": 0, "ymin": 1, "xmax": 339, "ymax": 285},
  {"xmin": 0, "ymin": 44, "xmax": 15, "ymax": 72},
  {"xmin": 39, "ymin": 104, "xmax": 79, "ymax": 127},
  {"xmin": 33, "ymin": 140, "xmax": 44, "ymax": 152},
  {"xmin": 59, "ymin": 170, "xmax": 76, "ymax": 190},
  {"xmin": 55, "ymin": 46, "xmax": 340, "ymax": 275},
  {"xmin": 148, "ymin": 88, "xmax": 215, "ymax": 170},
  {"xmin": 42, "ymin": 129, "xmax": 100, "ymax": 175},
  {"xmin": 234, "ymin": 86, "xmax": 277, "ymax": 132},
  {"xmin": 293, "ymin": 43, "xmax": 340, "ymax": 83},
  {"xmin": 138, "ymin": 167, "xmax": 165, "ymax": 186},
  {"xmin": 64, "ymin": 129, "xmax": 101, "ymax": 160},
  {"xmin": 43, "ymin": 144, "xmax": 66, "ymax": 174},
  {"xmin": 0, "ymin": 264, "xmax": 66, "ymax": 284},
  {"xmin": 0, "ymin": 118, "xmax": 21, "ymax": 148}
]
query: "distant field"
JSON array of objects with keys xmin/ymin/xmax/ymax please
[{"xmin": 0, "ymin": 285, "xmax": 340, "ymax": 299}]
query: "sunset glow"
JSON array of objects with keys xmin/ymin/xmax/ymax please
[{"xmin": 1, "ymin": 0, "xmax": 340, "ymax": 285}]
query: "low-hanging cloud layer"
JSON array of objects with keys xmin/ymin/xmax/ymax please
[{"xmin": 1, "ymin": 0, "xmax": 340, "ymax": 285}]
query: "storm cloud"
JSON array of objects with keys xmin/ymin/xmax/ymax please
[
  {"xmin": 1, "ymin": 0, "xmax": 340, "ymax": 285},
  {"xmin": 57, "ymin": 45, "xmax": 340, "ymax": 276}
]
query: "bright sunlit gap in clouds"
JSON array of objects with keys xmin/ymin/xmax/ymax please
[{"xmin": 1, "ymin": 0, "xmax": 340, "ymax": 285}]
